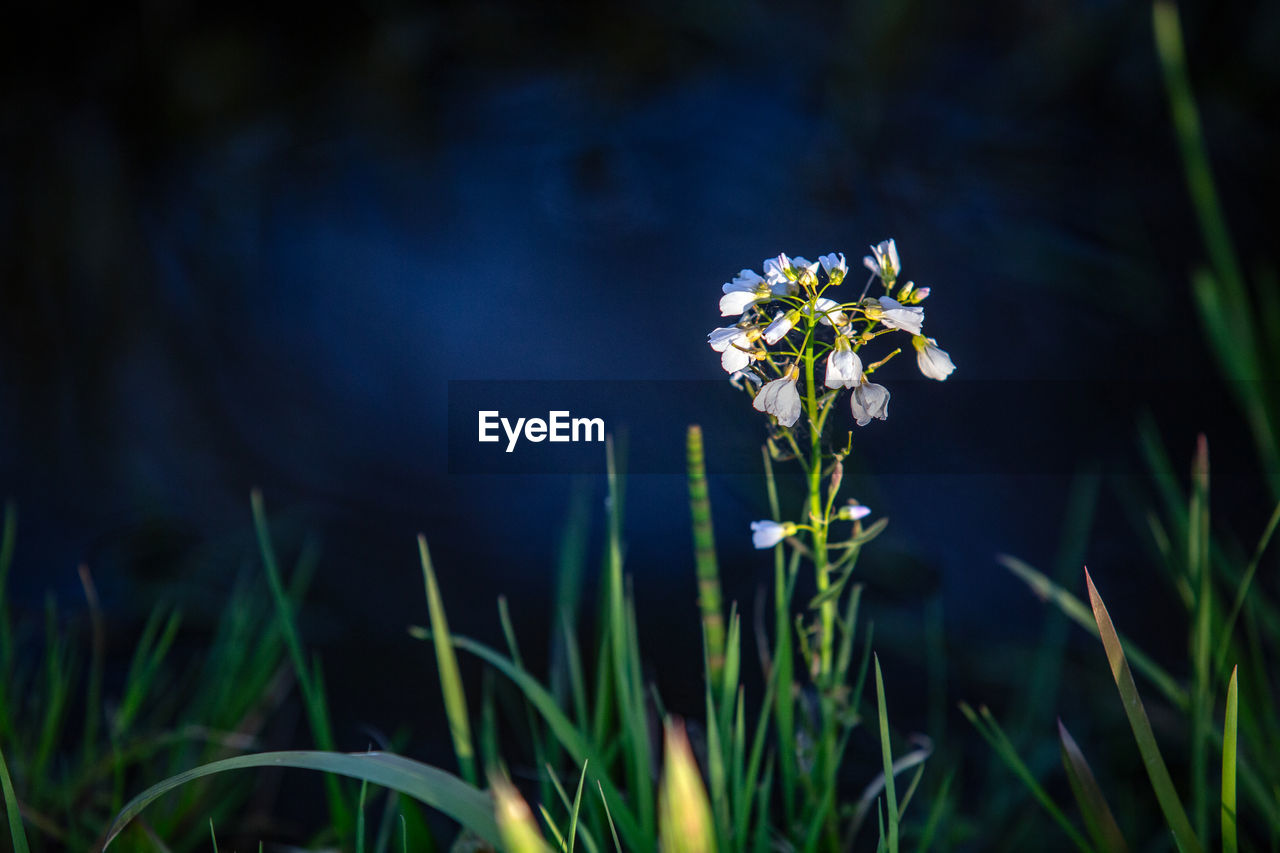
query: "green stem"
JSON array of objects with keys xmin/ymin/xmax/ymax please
[
  {"xmin": 686, "ymin": 425, "xmax": 726, "ymax": 686},
  {"xmin": 804, "ymin": 331, "xmax": 833, "ymax": 681}
]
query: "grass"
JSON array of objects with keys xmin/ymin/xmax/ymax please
[
  {"xmin": 0, "ymin": 501, "xmax": 319, "ymax": 851},
  {"xmin": 55, "ymin": 423, "xmax": 929, "ymax": 852},
  {"xmin": 0, "ymin": 3, "xmax": 1275, "ymax": 848}
]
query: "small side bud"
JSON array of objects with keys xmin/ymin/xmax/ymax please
[
  {"xmin": 837, "ymin": 503, "xmax": 871, "ymax": 521},
  {"xmin": 659, "ymin": 719, "xmax": 718, "ymax": 853},
  {"xmin": 492, "ymin": 775, "xmax": 553, "ymax": 853}
]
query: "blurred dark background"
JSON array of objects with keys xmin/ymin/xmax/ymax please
[{"xmin": 2, "ymin": 0, "xmax": 1278, "ymax": 846}]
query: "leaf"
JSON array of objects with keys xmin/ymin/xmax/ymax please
[
  {"xmin": 492, "ymin": 774, "xmax": 555, "ymax": 853},
  {"xmin": 874, "ymin": 656, "xmax": 899, "ymax": 853},
  {"xmin": 687, "ymin": 425, "xmax": 726, "ymax": 685},
  {"xmin": 1058, "ymin": 719, "xmax": 1128, "ymax": 853},
  {"xmin": 104, "ymin": 751, "xmax": 498, "ymax": 849},
  {"xmin": 1085, "ymin": 569, "xmax": 1203, "ymax": 853},
  {"xmin": 419, "ymin": 536, "xmax": 476, "ymax": 786},
  {"xmin": 1222, "ymin": 666, "xmax": 1238, "ymax": 853},
  {"xmin": 0, "ymin": 741, "xmax": 30, "ymax": 853},
  {"xmin": 1000, "ymin": 555, "xmax": 1187, "ymax": 709},
  {"xmin": 658, "ymin": 720, "xmax": 717, "ymax": 853}
]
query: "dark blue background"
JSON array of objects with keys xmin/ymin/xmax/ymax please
[{"xmin": 1, "ymin": 0, "xmax": 1276, "ymax": 839}]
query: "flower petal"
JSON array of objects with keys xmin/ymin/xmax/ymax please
[
  {"xmin": 720, "ymin": 290, "xmax": 763, "ymax": 317},
  {"xmin": 750, "ymin": 520, "xmax": 787, "ymax": 549},
  {"xmin": 753, "ymin": 376, "xmax": 802, "ymax": 427},
  {"xmin": 876, "ymin": 296, "xmax": 924, "ymax": 335},
  {"xmin": 763, "ymin": 311, "xmax": 797, "ymax": 345},
  {"xmin": 824, "ymin": 348, "xmax": 864, "ymax": 389},
  {"xmin": 850, "ymin": 381, "xmax": 890, "ymax": 426},
  {"xmin": 707, "ymin": 326, "xmax": 742, "ymax": 352},
  {"xmin": 721, "ymin": 344, "xmax": 752, "ymax": 374},
  {"xmin": 913, "ymin": 336, "xmax": 955, "ymax": 380}
]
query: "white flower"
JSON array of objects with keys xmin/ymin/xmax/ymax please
[
  {"xmin": 753, "ymin": 366, "xmax": 803, "ymax": 427},
  {"xmin": 820, "ymin": 252, "xmax": 848, "ymax": 285},
  {"xmin": 862, "ymin": 239, "xmax": 900, "ymax": 284},
  {"xmin": 708, "ymin": 325, "xmax": 759, "ymax": 374},
  {"xmin": 824, "ymin": 336, "xmax": 863, "ymax": 389},
  {"xmin": 912, "ymin": 335, "xmax": 955, "ymax": 381},
  {"xmin": 804, "ymin": 297, "xmax": 849, "ymax": 328},
  {"xmin": 763, "ymin": 309, "xmax": 799, "ymax": 345},
  {"xmin": 850, "ymin": 381, "xmax": 890, "ymax": 426},
  {"xmin": 837, "ymin": 504, "xmax": 871, "ymax": 521},
  {"xmin": 764, "ymin": 253, "xmax": 819, "ymax": 287},
  {"xmin": 719, "ymin": 269, "xmax": 789, "ymax": 317},
  {"xmin": 751, "ymin": 520, "xmax": 797, "ymax": 549},
  {"xmin": 729, "ymin": 369, "xmax": 762, "ymax": 390},
  {"xmin": 719, "ymin": 344, "xmax": 751, "ymax": 373},
  {"xmin": 871, "ymin": 296, "xmax": 924, "ymax": 336}
]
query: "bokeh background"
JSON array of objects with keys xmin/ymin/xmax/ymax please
[{"xmin": 2, "ymin": 0, "xmax": 1277, "ymax": 847}]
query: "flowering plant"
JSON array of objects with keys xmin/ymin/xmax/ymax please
[{"xmin": 707, "ymin": 240, "xmax": 954, "ymax": 844}]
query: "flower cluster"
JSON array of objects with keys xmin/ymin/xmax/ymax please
[
  {"xmin": 708, "ymin": 240, "xmax": 954, "ymax": 549},
  {"xmin": 707, "ymin": 240, "xmax": 954, "ymax": 430}
]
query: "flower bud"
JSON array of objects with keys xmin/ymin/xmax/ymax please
[
  {"xmin": 492, "ymin": 776, "xmax": 553, "ymax": 853},
  {"xmin": 837, "ymin": 503, "xmax": 871, "ymax": 521},
  {"xmin": 659, "ymin": 720, "xmax": 718, "ymax": 853}
]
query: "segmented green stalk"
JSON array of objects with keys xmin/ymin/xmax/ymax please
[{"xmin": 687, "ymin": 425, "xmax": 726, "ymax": 685}]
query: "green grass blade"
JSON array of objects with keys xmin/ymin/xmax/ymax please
[
  {"xmin": 498, "ymin": 595, "xmax": 550, "ymax": 806},
  {"xmin": 560, "ymin": 615, "xmax": 590, "ymax": 731},
  {"xmin": 538, "ymin": 803, "xmax": 568, "ymax": 851},
  {"xmin": 848, "ymin": 735, "xmax": 931, "ymax": 849},
  {"xmin": 603, "ymin": 436, "xmax": 654, "ymax": 840},
  {"xmin": 764, "ymin": 448, "xmax": 796, "ymax": 821},
  {"xmin": 874, "ymin": 656, "xmax": 899, "ymax": 853},
  {"xmin": 78, "ymin": 565, "xmax": 105, "ymax": 767},
  {"xmin": 733, "ymin": 655, "xmax": 777, "ymax": 846},
  {"xmin": 1152, "ymin": 1, "xmax": 1244, "ymax": 296},
  {"xmin": 115, "ymin": 604, "xmax": 182, "ymax": 735},
  {"xmin": 357, "ymin": 778, "xmax": 369, "ymax": 853},
  {"xmin": 915, "ymin": 771, "xmax": 952, "ymax": 853},
  {"xmin": 1189, "ymin": 437, "xmax": 1212, "ymax": 842},
  {"xmin": 961, "ymin": 702, "xmax": 1093, "ymax": 853},
  {"xmin": 687, "ymin": 425, "xmax": 726, "ymax": 685},
  {"xmin": 1058, "ymin": 720, "xmax": 1128, "ymax": 853},
  {"xmin": 544, "ymin": 762, "xmax": 599, "ymax": 853},
  {"xmin": 569, "ymin": 760, "xmax": 589, "ymax": 853},
  {"xmin": 597, "ymin": 780, "xmax": 622, "ymax": 853},
  {"xmin": 431, "ymin": 632, "xmax": 644, "ymax": 845},
  {"xmin": 1085, "ymin": 570, "xmax": 1203, "ymax": 853},
  {"xmin": 1153, "ymin": 0, "xmax": 1280, "ymax": 493},
  {"xmin": 1214, "ymin": 498, "xmax": 1280, "ymax": 677},
  {"xmin": 833, "ymin": 583, "xmax": 864, "ymax": 688},
  {"xmin": 1222, "ymin": 666, "xmax": 1238, "ymax": 853},
  {"xmin": 550, "ymin": 485, "xmax": 591, "ymax": 729},
  {"xmin": 104, "ymin": 751, "xmax": 498, "ymax": 849},
  {"xmin": 703, "ymin": 686, "xmax": 729, "ymax": 845},
  {"xmin": 251, "ymin": 491, "xmax": 350, "ymax": 832},
  {"xmin": 418, "ymin": 535, "xmax": 476, "ymax": 786},
  {"xmin": 1000, "ymin": 555, "xmax": 1188, "ymax": 709},
  {"xmin": 719, "ymin": 608, "xmax": 741, "ymax": 756},
  {"xmin": 897, "ymin": 762, "xmax": 925, "ymax": 819},
  {"xmin": 0, "ymin": 740, "xmax": 30, "ymax": 853}
]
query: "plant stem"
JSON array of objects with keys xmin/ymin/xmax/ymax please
[{"xmin": 804, "ymin": 331, "xmax": 833, "ymax": 682}]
